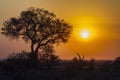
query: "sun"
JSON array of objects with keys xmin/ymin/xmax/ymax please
[
  {"xmin": 73, "ymin": 26, "xmax": 96, "ymax": 41},
  {"xmin": 80, "ymin": 30, "xmax": 90, "ymax": 39}
]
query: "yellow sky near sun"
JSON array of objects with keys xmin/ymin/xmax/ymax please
[{"xmin": 0, "ymin": 0, "xmax": 120, "ymax": 60}]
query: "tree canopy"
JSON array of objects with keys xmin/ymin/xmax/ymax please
[{"xmin": 1, "ymin": 7, "xmax": 73, "ymax": 64}]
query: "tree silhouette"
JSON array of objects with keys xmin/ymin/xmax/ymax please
[
  {"xmin": 1, "ymin": 7, "xmax": 72, "ymax": 66},
  {"xmin": 40, "ymin": 44, "xmax": 59, "ymax": 68}
]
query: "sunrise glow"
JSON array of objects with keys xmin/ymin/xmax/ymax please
[{"xmin": 80, "ymin": 30, "xmax": 90, "ymax": 39}]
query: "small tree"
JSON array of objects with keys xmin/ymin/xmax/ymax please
[
  {"xmin": 1, "ymin": 7, "xmax": 72, "ymax": 66},
  {"xmin": 88, "ymin": 58, "xmax": 96, "ymax": 70},
  {"xmin": 40, "ymin": 44, "xmax": 59, "ymax": 68}
]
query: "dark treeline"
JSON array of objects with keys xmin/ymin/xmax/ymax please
[{"xmin": 0, "ymin": 51, "xmax": 120, "ymax": 80}]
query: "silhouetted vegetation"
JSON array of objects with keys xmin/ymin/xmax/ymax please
[
  {"xmin": 1, "ymin": 7, "xmax": 72, "ymax": 66},
  {"xmin": 88, "ymin": 58, "xmax": 96, "ymax": 70},
  {"xmin": 0, "ymin": 51, "xmax": 120, "ymax": 80},
  {"xmin": 64, "ymin": 53, "xmax": 86, "ymax": 78},
  {"xmin": 39, "ymin": 44, "xmax": 60, "ymax": 69},
  {"xmin": 1, "ymin": 7, "xmax": 120, "ymax": 80},
  {"xmin": 0, "ymin": 51, "xmax": 31, "ymax": 70}
]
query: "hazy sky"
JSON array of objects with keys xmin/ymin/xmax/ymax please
[{"xmin": 0, "ymin": 0, "xmax": 120, "ymax": 60}]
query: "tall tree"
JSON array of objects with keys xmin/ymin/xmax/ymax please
[{"xmin": 1, "ymin": 7, "xmax": 72, "ymax": 65}]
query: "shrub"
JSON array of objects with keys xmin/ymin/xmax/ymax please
[
  {"xmin": 1, "ymin": 51, "xmax": 30, "ymax": 71},
  {"xmin": 111, "ymin": 57, "xmax": 120, "ymax": 72},
  {"xmin": 64, "ymin": 53, "xmax": 86, "ymax": 77}
]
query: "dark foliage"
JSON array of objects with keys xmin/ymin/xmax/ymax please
[
  {"xmin": 100, "ymin": 61, "xmax": 112, "ymax": 72},
  {"xmin": 0, "ymin": 52, "xmax": 120, "ymax": 80},
  {"xmin": 1, "ymin": 7, "xmax": 73, "ymax": 65},
  {"xmin": 64, "ymin": 53, "xmax": 86, "ymax": 78},
  {"xmin": 39, "ymin": 44, "xmax": 60, "ymax": 69},
  {"xmin": 111, "ymin": 57, "xmax": 120, "ymax": 72},
  {"xmin": 88, "ymin": 58, "xmax": 96, "ymax": 70},
  {"xmin": 0, "ymin": 51, "xmax": 30, "ymax": 71}
]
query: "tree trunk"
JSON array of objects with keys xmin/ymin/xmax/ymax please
[
  {"xmin": 31, "ymin": 43, "xmax": 34, "ymax": 52},
  {"xmin": 30, "ymin": 43, "xmax": 39, "ymax": 67},
  {"xmin": 30, "ymin": 51, "xmax": 38, "ymax": 67}
]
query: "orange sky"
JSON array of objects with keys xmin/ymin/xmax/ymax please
[{"xmin": 0, "ymin": 0, "xmax": 120, "ymax": 60}]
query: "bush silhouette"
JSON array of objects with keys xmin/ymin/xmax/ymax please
[
  {"xmin": 88, "ymin": 58, "xmax": 96, "ymax": 70},
  {"xmin": 100, "ymin": 61, "xmax": 111, "ymax": 72},
  {"xmin": 64, "ymin": 53, "xmax": 86, "ymax": 77},
  {"xmin": 1, "ymin": 51, "xmax": 30, "ymax": 70},
  {"xmin": 111, "ymin": 57, "xmax": 120, "ymax": 72},
  {"xmin": 39, "ymin": 44, "xmax": 59, "ymax": 69}
]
